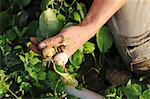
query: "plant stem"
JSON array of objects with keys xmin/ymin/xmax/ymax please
[
  {"xmin": 70, "ymin": 0, "xmax": 76, "ymax": 6},
  {"xmin": 54, "ymin": 79, "xmax": 61, "ymax": 96},
  {"xmin": 30, "ymin": 90, "xmax": 34, "ymax": 98},
  {"xmin": 6, "ymin": 0, "xmax": 17, "ymax": 12},
  {"xmin": 101, "ymin": 53, "xmax": 105, "ymax": 66},
  {"xmin": 48, "ymin": 60, "xmax": 51, "ymax": 68},
  {"xmin": 7, "ymin": 87, "xmax": 19, "ymax": 99},
  {"xmin": 82, "ymin": 75, "xmax": 85, "ymax": 85},
  {"xmin": 92, "ymin": 52, "xmax": 97, "ymax": 66},
  {"xmin": 98, "ymin": 53, "xmax": 102, "ymax": 65},
  {"xmin": 58, "ymin": 1, "xmax": 63, "ymax": 12}
]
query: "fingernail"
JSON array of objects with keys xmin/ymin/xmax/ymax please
[{"xmin": 39, "ymin": 43, "xmax": 46, "ymax": 49}]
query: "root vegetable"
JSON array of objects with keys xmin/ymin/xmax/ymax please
[
  {"xmin": 42, "ymin": 46, "xmax": 56, "ymax": 61},
  {"xmin": 42, "ymin": 46, "xmax": 68, "ymax": 66},
  {"xmin": 53, "ymin": 52, "xmax": 68, "ymax": 66}
]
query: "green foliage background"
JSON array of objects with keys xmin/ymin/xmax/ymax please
[{"xmin": 0, "ymin": 0, "xmax": 149, "ymax": 99}]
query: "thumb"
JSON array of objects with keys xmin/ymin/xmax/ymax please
[{"xmin": 38, "ymin": 35, "xmax": 64, "ymax": 49}]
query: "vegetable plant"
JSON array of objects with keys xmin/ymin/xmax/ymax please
[{"xmin": 0, "ymin": 0, "xmax": 149, "ymax": 99}]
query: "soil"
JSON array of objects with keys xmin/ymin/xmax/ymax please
[{"xmin": 76, "ymin": 36, "xmax": 132, "ymax": 94}]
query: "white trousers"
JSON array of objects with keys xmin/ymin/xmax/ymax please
[{"xmin": 109, "ymin": 0, "xmax": 150, "ymax": 72}]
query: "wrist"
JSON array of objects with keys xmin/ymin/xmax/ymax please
[
  {"xmin": 79, "ymin": 18, "xmax": 99, "ymax": 33},
  {"xmin": 77, "ymin": 17, "xmax": 101, "ymax": 41}
]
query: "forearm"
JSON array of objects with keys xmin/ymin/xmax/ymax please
[
  {"xmin": 80, "ymin": 0, "xmax": 126, "ymax": 40},
  {"xmin": 55, "ymin": 0, "xmax": 126, "ymax": 57}
]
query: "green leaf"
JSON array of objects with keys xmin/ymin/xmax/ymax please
[
  {"xmin": 39, "ymin": 8, "xmax": 63, "ymax": 39},
  {"xmin": 83, "ymin": 41, "xmax": 95, "ymax": 53},
  {"xmin": 15, "ymin": 11, "xmax": 29, "ymax": 29},
  {"xmin": 142, "ymin": 89, "xmax": 150, "ymax": 99},
  {"xmin": 33, "ymin": 82, "xmax": 45, "ymax": 90},
  {"xmin": 50, "ymin": 81, "xmax": 57, "ymax": 90},
  {"xmin": 19, "ymin": 82, "xmax": 31, "ymax": 92},
  {"xmin": 5, "ymin": 29, "xmax": 17, "ymax": 41},
  {"xmin": 17, "ymin": 76, "xmax": 22, "ymax": 83},
  {"xmin": 77, "ymin": 3, "xmax": 86, "ymax": 19},
  {"xmin": 25, "ymin": 67, "xmax": 32, "ymax": 73},
  {"xmin": 105, "ymin": 87, "xmax": 117, "ymax": 98},
  {"xmin": 0, "ymin": 81, "xmax": 9, "ymax": 97},
  {"xmin": 25, "ymin": 21, "xmax": 39, "ymax": 35},
  {"xmin": 5, "ymin": 45, "xmax": 12, "ymax": 55},
  {"xmin": 96, "ymin": 26, "xmax": 113, "ymax": 53},
  {"xmin": 13, "ymin": 26, "xmax": 23, "ymax": 38},
  {"xmin": 0, "ymin": 11, "xmax": 12, "ymax": 33},
  {"xmin": 47, "ymin": 96, "xmax": 57, "ymax": 99},
  {"xmin": 29, "ymin": 58, "xmax": 41, "ymax": 65},
  {"xmin": 56, "ymin": 80, "xmax": 65, "ymax": 93},
  {"xmin": 78, "ymin": 46, "xmax": 84, "ymax": 53},
  {"xmin": 69, "ymin": 50, "xmax": 84, "ymax": 66},
  {"xmin": 127, "ymin": 79, "xmax": 132, "ymax": 86},
  {"xmin": 68, "ymin": 64, "xmax": 74, "ymax": 73},
  {"xmin": 73, "ymin": 11, "xmax": 81, "ymax": 22},
  {"xmin": 38, "ymin": 71, "xmax": 46, "ymax": 80},
  {"xmin": 147, "ymin": 84, "xmax": 150, "ymax": 89},
  {"xmin": 30, "ymin": 72, "xmax": 38, "ymax": 81},
  {"xmin": 21, "ymin": 0, "xmax": 31, "ymax": 6},
  {"xmin": 40, "ymin": 0, "xmax": 53, "ymax": 11},
  {"xmin": 33, "ymin": 67, "xmax": 41, "ymax": 73},
  {"xmin": 57, "ymin": 13, "xmax": 66, "ymax": 21},
  {"xmin": 0, "ymin": 70, "xmax": 5, "ymax": 78},
  {"xmin": 25, "ymin": 53, "xmax": 30, "ymax": 62},
  {"xmin": 64, "ymin": 1, "xmax": 70, "ymax": 7},
  {"xmin": 139, "ymin": 95, "xmax": 144, "ymax": 99},
  {"xmin": 53, "ymin": 64, "xmax": 78, "ymax": 87},
  {"xmin": 29, "ymin": 50, "xmax": 39, "ymax": 58},
  {"xmin": 19, "ymin": 55, "xmax": 25, "ymax": 63},
  {"xmin": 62, "ymin": 73, "xmax": 78, "ymax": 87},
  {"xmin": 14, "ymin": 45, "xmax": 22, "ymax": 50},
  {"xmin": 123, "ymin": 84, "xmax": 142, "ymax": 99},
  {"xmin": 0, "ymin": 35, "xmax": 3, "ymax": 45},
  {"xmin": 47, "ymin": 70, "xmax": 59, "ymax": 81},
  {"xmin": 36, "ymin": 30, "xmax": 45, "ymax": 41}
]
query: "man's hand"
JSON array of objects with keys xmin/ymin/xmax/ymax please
[
  {"xmin": 30, "ymin": 25, "xmax": 90, "ymax": 58},
  {"xmin": 30, "ymin": 0, "xmax": 126, "ymax": 58}
]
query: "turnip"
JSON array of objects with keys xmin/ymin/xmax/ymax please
[
  {"xmin": 43, "ymin": 48, "xmax": 78, "ymax": 87},
  {"xmin": 42, "ymin": 46, "xmax": 56, "ymax": 61},
  {"xmin": 42, "ymin": 46, "xmax": 68, "ymax": 66},
  {"xmin": 53, "ymin": 52, "xmax": 68, "ymax": 67},
  {"xmin": 42, "ymin": 45, "xmax": 78, "ymax": 87}
]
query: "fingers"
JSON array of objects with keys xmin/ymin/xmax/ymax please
[
  {"xmin": 29, "ymin": 43, "xmax": 40, "ymax": 54},
  {"xmin": 30, "ymin": 37, "xmax": 39, "ymax": 45},
  {"xmin": 59, "ymin": 44, "xmax": 74, "ymax": 58},
  {"xmin": 38, "ymin": 35, "xmax": 64, "ymax": 50},
  {"xmin": 30, "ymin": 34, "xmax": 75, "ymax": 58},
  {"xmin": 30, "ymin": 37, "xmax": 40, "ymax": 54}
]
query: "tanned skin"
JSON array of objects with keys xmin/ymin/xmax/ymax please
[{"xmin": 30, "ymin": 0, "xmax": 126, "ymax": 58}]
